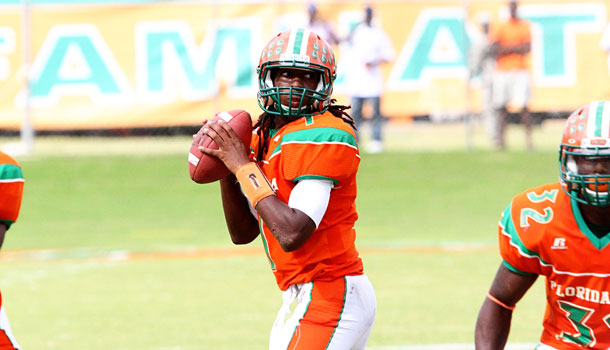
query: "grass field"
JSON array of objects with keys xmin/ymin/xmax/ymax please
[{"xmin": 0, "ymin": 120, "xmax": 563, "ymax": 349}]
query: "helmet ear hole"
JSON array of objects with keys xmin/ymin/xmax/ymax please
[
  {"xmin": 566, "ymin": 155, "xmax": 578, "ymax": 173},
  {"xmin": 265, "ymin": 69, "xmax": 275, "ymax": 88},
  {"xmin": 315, "ymin": 73, "xmax": 323, "ymax": 92}
]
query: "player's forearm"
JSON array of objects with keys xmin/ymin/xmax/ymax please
[
  {"xmin": 255, "ymin": 197, "xmax": 315, "ymax": 252},
  {"xmin": 220, "ymin": 175, "xmax": 259, "ymax": 244},
  {"xmin": 0, "ymin": 224, "xmax": 6, "ymax": 250},
  {"xmin": 474, "ymin": 300, "xmax": 512, "ymax": 350}
]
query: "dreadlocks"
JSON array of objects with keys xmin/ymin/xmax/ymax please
[{"xmin": 253, "ymin": 99, "xmax": 356, "ymax": 163}]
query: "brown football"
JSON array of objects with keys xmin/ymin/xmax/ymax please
[{"xmin": 188, "ymin": 109, "xmax": 253, "ymax": 184}]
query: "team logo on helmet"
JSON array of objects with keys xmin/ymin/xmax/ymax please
[{"xmin": 279, "ymin": 54, "xmax": 311, "ymax": 66}]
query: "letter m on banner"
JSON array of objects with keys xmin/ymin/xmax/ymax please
[{"xmin": 135, "ymin": 20, "xmax": 256, "ymax": 104}]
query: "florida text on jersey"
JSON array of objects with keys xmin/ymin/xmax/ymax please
[{"xmin": 500, "ymin": 182, "xmax": 610, "ymax": 349}]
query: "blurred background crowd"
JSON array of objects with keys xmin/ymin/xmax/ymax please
[{"xmin": 1, "ymin": 0, "xmax": 610, "ymax": 153}]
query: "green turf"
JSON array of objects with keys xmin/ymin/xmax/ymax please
[
  {"xmin": 9, "ymin": 150, "xmax": 557, "ymax": 251},
  {"xmin": 12, "ymin": 155, "xmax": 228, "ymax": 250},
  {"xmin": 356, "ymin": 151, "xmax": 557, "ymax": 246},
  {"xmin": 0, "ymin": 137, "xmax": 558, "ymax": 349}
]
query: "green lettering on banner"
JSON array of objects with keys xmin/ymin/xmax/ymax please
[
  {"xmin": 389, "ymin": 5, "xmax": 604, "ymax": 89},
  {"xmin": 27, "ymin": 24, "xmax": 131, "ymax": 105},
  {"xmin": 144, "ymin": 25, "xmax": 253, "ymax": 95},
  {"xmin": 32, "ymin": 35, "xmax": 121, "ymax": 96},
  {"xmin": 215, "ymin": 28, "xmax": 253, "ymax": 88},
  {"xmin": 401, "ymin": 17, "xmax": 467, "ymax": 81},
  {"xmin": 525, "ymin": 14, "xmax": 596, "ymax": 78},
  {"xmin": 145, "ymin": 31, "xmax": 202, "ymax": 91}
]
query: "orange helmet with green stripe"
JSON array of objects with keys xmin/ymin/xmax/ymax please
[
  {"xmin": 560, "ymin": 101, "xmax": 610, "ymax": 206},
  {"xmin": 257, "ymin": 28, "xmax": 336, "ymax": 117}
]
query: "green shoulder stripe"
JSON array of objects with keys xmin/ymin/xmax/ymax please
[
  {"xmin": 501, "ymin": 204, "xmax": 551, "ymax": 266},
  {"xmin": 270, "ymin": 127, "xmax": 357, "ymax": 156},
  {"xmin": 0, "ymin": 163, "xmax": 23, "ymax": 181},
  {"xmin": 502, "ymin": 260, "xmax": 537, "ymax": 276},
  {"xmin": 293, "ymin": 174, "xmax": 337, "ymax": 185}
]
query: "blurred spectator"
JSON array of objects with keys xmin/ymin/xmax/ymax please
[
  {"xmin": 468, "ymin": 13, "xmax": 497, "ymax": 145},
  {"xmin": 345, "ymin": 5, "xmax": 395, "ymax": 154},
  {"xmin": 490, "ymin": 0, "xmax": 533, "ymax": 150},
  {"xmin": 304, "ymin": 2, "xmax": 340, "ymax": 46}
]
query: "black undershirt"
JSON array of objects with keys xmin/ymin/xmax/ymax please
[{"xmin": 587, "ymin": 221, "xmax": 610, "ymax": 239}]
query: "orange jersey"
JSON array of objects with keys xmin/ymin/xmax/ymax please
[
  {"xmin": 250, "ymin": 111, "xmax": 363, "ymax": 290},
  {"xmin": 490, "ymin": 18, "xmax": 531, "ymax": 70},
  {"xmin": 499, "ymin": 182, "xmax": 610, "ymax": 349},
  {"xmin": 0, "ymin": 152, "xmax": 24, "ymax": 230}
]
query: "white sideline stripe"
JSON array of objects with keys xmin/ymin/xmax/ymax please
[
  {"xmin": 145, "ymin": 343, "xmax": 539, "ymax": 350},
  {"xmin": 0, "ymin": 242, "xmax": 499, "ymax": 263},
  {"xmin": 2, "ymin": 261, "xmax": 110, "ymax": 287},
  {"xmin": 367, "ymin": 344, "xmax": 538, "ymax": 350}
]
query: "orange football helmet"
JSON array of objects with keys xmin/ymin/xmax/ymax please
[
  {"xmin": 559, "ymin": 101, "xmax": 610, "ymax": 207},
  {"xmin": 257, "ymin": 28, "xmax": 336, "ymax": 117}
]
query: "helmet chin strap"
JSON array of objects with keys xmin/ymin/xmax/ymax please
[
  {"xmin": 278, "ymin": 102, "xmax": 311, "ymax": 116},
  {"xmin": 275, "ymin": 86, "xmax": 311, "ymax": 116},
  {"xmin": 583, "ymin": 186, "xmax": 609, "ymax": 196},
  {"xmin": 578, "ymin": 182, "xmax": 610, "ymax": 207}
]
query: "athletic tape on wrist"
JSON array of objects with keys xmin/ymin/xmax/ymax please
[
  {"xmin": 486, "ymin": 290, "xmax": 515, "ymax": 311},
  {"xmin": 235, "ymin": 162, "xmax": 275, "ymax": 208}
]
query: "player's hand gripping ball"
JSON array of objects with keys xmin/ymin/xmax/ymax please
[{"xmin": 188, "ymin": 109, "xmax": 253, "ymax": 184}]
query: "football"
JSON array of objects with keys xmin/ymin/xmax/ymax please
[{"xmin": 188, "ymin": 109, "xmax": 253, "ymax": 184}]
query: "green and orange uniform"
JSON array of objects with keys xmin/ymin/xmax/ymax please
[
  {"xmin": 0, "ymin": 151, "xmax": 24, "ymax": 350},
  {"xmin": 250, "ymin": 111, "xmax": 375, "ymax": 350},
  {"xmin": 251, "ymin": 111, "xmax": 362, "ymax": 289},
  {"xmin": 500, "ymin": 182, "xmax": 610, "ymax": 349}
]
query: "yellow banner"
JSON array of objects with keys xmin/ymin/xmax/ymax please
[{"xmin": 0, "ymin": 0, "xmax": 609, "ymax": 130}]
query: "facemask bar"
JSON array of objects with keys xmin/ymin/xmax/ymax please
[
  {"xmin": 257, "ymin": 60, "xmax": 332, "ymax": 117},
  {"xmin": 559, "ymin": 145, "xmax": 610, "ymax": 207}
]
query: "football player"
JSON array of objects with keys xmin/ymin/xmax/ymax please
[
  {"xmin": 475, "ymin": 101, "xmax": 610, "ymax": 349},
  {"xmin": 0, "ymin": 151, "xmax": 24, "ymax": 350},
  {"xmin": 199, "ymin": 28, "xmax": 376, "ymax": 349}
]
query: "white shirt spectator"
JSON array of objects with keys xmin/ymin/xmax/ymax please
[
  {"xmin": 344, "ymin": 23, "xmax": 395, "ymax": 98},
  {"xmin": 306, "ymin": 21, "xmax": 337, "ymax": 46},
  {"xmin": 303, "ymin": 2, "xmax": 339, "ymax": 46}
]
